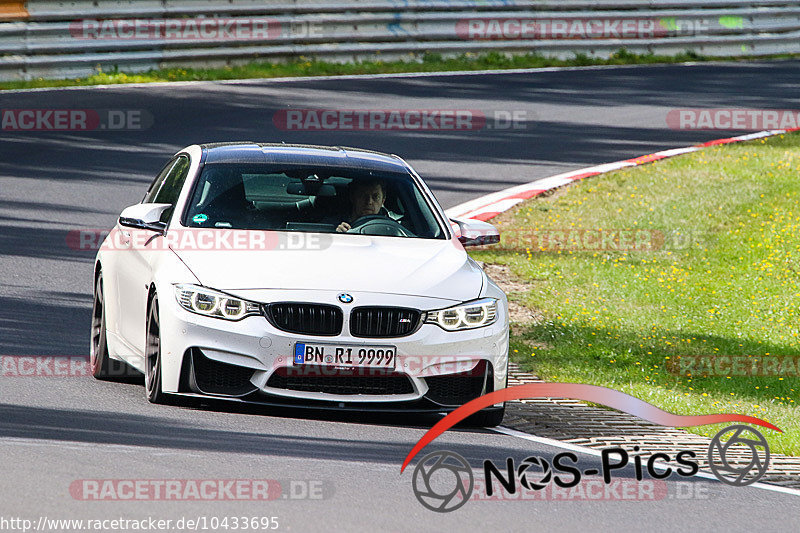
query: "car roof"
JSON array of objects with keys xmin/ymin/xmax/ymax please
[{"xmin": 199, "ymin": 142, "xmax": 409, "ymax": 173}]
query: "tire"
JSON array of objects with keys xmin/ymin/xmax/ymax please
[
  {"xmin": 144, "ymin": 295, "xmax": 167, "ymax": 404},
  {"xmin": 462, "ymin": 405, "xmax": 506, "ymax": 428},
  {"xmin": 90, "ymin": 273, "xmax": 127, "ymax": 380}
]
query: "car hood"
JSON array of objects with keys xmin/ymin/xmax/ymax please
[{"xmin": 169, "ymin": 231, "xmax": 483, "ymax": 302}]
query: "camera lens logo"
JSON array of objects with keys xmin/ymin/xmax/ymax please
[
  {"xmin": 412, "ymin": 451, "xmax": 473, "ymax": 513},
  {"xmin": 517, "ymin": 456, "xmax": 552, "ymax": 490},
  {"xmin": 708, "ymin": 425, "xmax": 770, "ymax": 486}
]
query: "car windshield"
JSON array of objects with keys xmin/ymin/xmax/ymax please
[{"xmin": 182, "ymin": 163, "xmax": 446, "ymax": 239}]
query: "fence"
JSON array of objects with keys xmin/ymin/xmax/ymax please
[{"xmin": 1, "ymin": 1, "xmax": 799, "ymax": 81}]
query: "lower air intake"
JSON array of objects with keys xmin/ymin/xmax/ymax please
[
  {"xmin": 424, "ymin": 360, "xmax": 491, "ymax": 406},
  {"xmin": 266, "ymin": 366, "xmax": 415, "ymax": 395},
  {"xmin": 190, "ymin": 348, "xmax": 257, "ymax": 397}
]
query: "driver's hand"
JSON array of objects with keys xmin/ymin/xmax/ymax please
[{"xmin": 336, "ymin": 222, "xmax": 351, "ymax": 233}]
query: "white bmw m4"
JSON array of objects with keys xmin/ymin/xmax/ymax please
[{"xmin": 91, "ymin": 143, "xmax": 509, "ymax": 425}]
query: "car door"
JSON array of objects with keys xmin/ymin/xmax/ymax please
[
  {"xmin": 108, "ymin": 156, "xmax": 176, "ymax": 354},
  {"xmin": 117, "ymin": 154, "xmax": 191, "ymax": 360}
]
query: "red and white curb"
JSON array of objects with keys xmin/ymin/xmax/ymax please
[{"xmin": 445, "ymin": 128, "xmax": 798, "ymax": 221}]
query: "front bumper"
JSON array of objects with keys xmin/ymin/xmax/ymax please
[{"xmin": 157, "ymin": 289, "xmax": 509, "ymax": 409}]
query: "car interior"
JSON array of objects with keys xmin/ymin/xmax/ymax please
[{"xmin": 183, "ymin": 164, "xmax": 444, "ymax": 238}]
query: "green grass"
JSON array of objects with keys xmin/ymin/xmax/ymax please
[
  {"xmin": 471, "ymin": 132, "xmax": 800, "ymax": 456},
  {"xmin": 0, "ymin": 48, "xmax": 759, "ymax": 91}
]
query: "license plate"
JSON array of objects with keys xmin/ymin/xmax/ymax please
[{"xmin": 293, "ymin": 342, "xmax": 396, "ymax": 369}]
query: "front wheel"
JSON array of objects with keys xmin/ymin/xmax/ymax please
[
  {"xmin": 91, "ymin": 273, "xmax": 126, "ymax": 380},
  {"xmin": 144, "ymin": 295, "xmax": 167, "ymax": 404}
]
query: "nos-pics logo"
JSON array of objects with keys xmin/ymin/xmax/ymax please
[{"xmin": 411, "ymin": 424, "xmax": 770, "ymax": 512}]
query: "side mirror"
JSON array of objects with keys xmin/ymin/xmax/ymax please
[
  {"xmin": 451, "ymin": 218, "xmax": 501, "ymax": 247},
  {"xmin": 118, "ymin": 203, "xmax": 171, "ymax": 233}
]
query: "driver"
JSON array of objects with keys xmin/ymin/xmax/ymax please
[{"xmin": 336, "ymin": 179, "xmax": 388, "ymax": 233}]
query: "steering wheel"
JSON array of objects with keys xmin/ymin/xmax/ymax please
[{"xmin": 346, "ymin": 215, "xmax": 414, "ymax": 237}]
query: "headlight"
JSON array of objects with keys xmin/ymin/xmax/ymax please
[
  {"xmin": 174, "ymin": 284, "xmax": 261, "ymax": 321},
  {"xmin": 424, "ymin": 298, "xmax": 498, "ymax": 331}
]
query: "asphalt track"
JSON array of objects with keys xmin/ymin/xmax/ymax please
[{"xmin": 1, "ymin": 61, "xmax": 800, "ymax": 531}]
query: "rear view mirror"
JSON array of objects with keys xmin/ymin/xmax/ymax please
[
  {"xmin": 451, "ymin": 218, "xmax": 501, "ymax": 247},
  {"xmin": 118, "ymin": 203, "xmax": 171, "ymax": 233},
  {"xmin": 286, "ymin": 182, "xmax": 305, "ymax": 195},
  {"xmin": 286, "ymin": 182, "xmax": 336, "ymax": 197}
]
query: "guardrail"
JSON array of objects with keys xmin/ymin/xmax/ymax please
[{"xmin": 1, "ymin": 1, "xmax": 799, "ymax": 81}]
